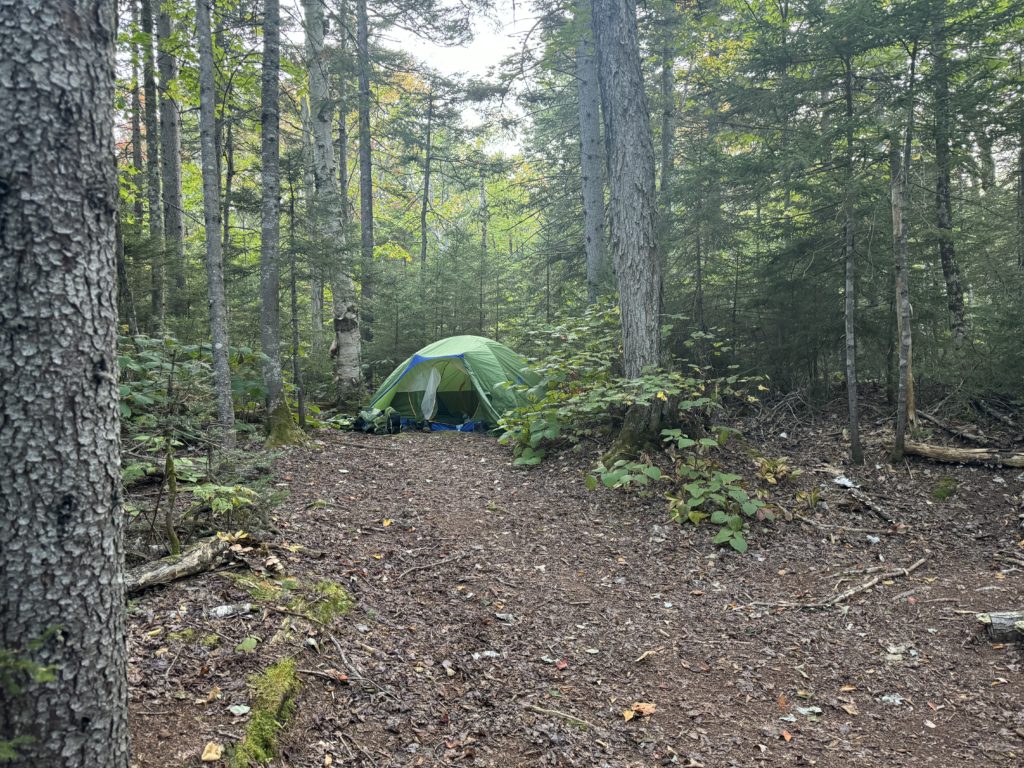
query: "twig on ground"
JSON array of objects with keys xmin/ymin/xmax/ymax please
[
  {"xmin": 522, "ymin": 703, "xmax": 600, "ymax": 731},
  {"xmin": 397, "ymin": 552, "xmax": 469, "ymax": 580},
  {"xmin": 794, "ymin": 514, "xmax": 900, "ymax": 535},
  {"xmin": 750, "ymin": 557, "xmax": 929, "ymax": 610}
]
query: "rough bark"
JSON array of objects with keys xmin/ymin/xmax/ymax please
[
  {"xmin": 141, "ymin": 0, "xmax": 164, "ymax": 332},
  {"xmin": 288, "ymin": 187, "xmax": 307, "ymax": 429},
  {"xmin": 591, "ymin": 0, "xmax": 661, "ymax": 379},
  {"xmin": 931, "ymin": 24, "xmax": 967, "ymax": 346},
  {"xmin": 479, "ymin": 174, "xmax": 488, "ymax": 333},
  {"xmin": 116, "ymin": 213, "xmax": 141, "ymax": 336},
  {"xmin": 197, "ymin": 0, "xmax": 236, "ymax": 446},
  {"xmin": 658, "ymin": 41, "xmax": 674, "ymax": 216},
  {"xmin": 125, "ymin": 537, "xmax": 232, "ymax": 594},
  {"xmin": 0, "ymin": 2, "xmax": 129, "ymax": 764},
  {"xmin": 157, "ymin": 2, "xmax": 186, "ymax": 317},
  {"xmin": 976, "ymin": 611, "xmax": 1024, "ymax": 642},
  {"xmin": 260, "ymin": 0, "xmax": 301, "ymax": 447},
  {"xmin": 576, "ymin": 30, "xmax": 605, "ymax": 304},
  {"xmin": 304, "ymin": 0, "xmax": 362, "ymax": 401},
  {"xmin": 130, "ymin": 0, "xmax": 145, "ymax": 234},
  {"xmin": 301, "ymin": 97, "xmax": 325, "ymax": 350},
  {"xmin": 891, "ymin": 44, "xmax": 918, "ymax": 462},
  {"xmin": 356, "ymin": 0, "xmax": 375, "ymax": 340},
  {"xmin": 842, "ymin": 55, "xmax": 863, "ymax": 465}
]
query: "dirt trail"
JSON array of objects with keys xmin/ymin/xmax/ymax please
[{"xmin": 129, "ymin": 430, "xmax": 1024, "ymax": 767}]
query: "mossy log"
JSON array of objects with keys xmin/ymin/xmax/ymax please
[
  {"xmin": 976, "ymin": 611, "xmax": 1024, "ymax": 642},
  {"xmin": 125, "ymin": 536, "xmax": 232, "ymax": 594},
  {"xmin": 904, "ymin": 441, "xmax": 1024, "ymax": 468}
]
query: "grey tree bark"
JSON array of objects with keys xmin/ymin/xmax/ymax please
[
  {"xmin": 931, "ymin": 24, "xmax": 968, "ymax": 346},
  {"xmin": 842, "ymin": 55, "xmax": 863, "ymax": 464},
  {"xmin": 157, "ymin": 2, "xmax": 186, "ymax": 317},
  {"xmin": 891, "ymin": 44, "xmax": 918, "ymax": 461},
  {"xmin": 304, "ymin": 0, "xmax": 362, "ymax": 401},
  {"xmin": 197, "ymin": 0, "xmax": 236, "ymax": 445},
  {"xmin": 591, "ymin": 0, "xmax": 661, "ymax": 378},
  {"xmin": 0, "ymin": 2, "xmax": 129, "ymax": 765},
  {"xmin": 301, "ymin": 96, "xmax": 326, "ymax": 350},
  {"xmin": 259, "ymin": 0, "xmax": 300, "ymax": 446},
  {"xmin": 356, "ymin": 0, "xmax": 375, "ymax": 340},
  {"xmin": 130, "ymin": 0, "xmax": 146, "ymax": 234},
  {"xmin": 575, "ymin": 30, "xmax": 605, "ymax": 304},
  {"xmin": 141, "ymin": 0, "xmax": 164, "ymax": 332}
]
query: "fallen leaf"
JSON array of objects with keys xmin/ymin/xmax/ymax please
[
  {"xmin": 372, "ymin": 553, "xmax": 383, "ymax": 560},
  {"xmin": 782, "ymin": 730, "xmax": 792, "ymax": 742},
  {"xmin": 201, "ymin": 742, "xmax": 223, "ymax": 762},
  {"xmin": 382, "ymin": 519, "xmax": 393, "ymax": 527},
  {"xmin": 235, "ymin": 636, "xmax": 259, "ymax": 653},
  {"xmin": 623, "ymin": 709, "xmax": 635, "ymax": 721},
  {"xmin": 777, "ymin": 694, "xmax": 787, "ymax": 710},
  {"xmin": 924, "ymin": 720, "xmax": 937, "ymax": 729},
  {"xmin": 324, "ymin": 755, "xmax": 333, "ymax": 767},
  {"xmin": 631, "ymin": 702, "xmax": 656, "ymax": 717},
  {"xmin": 555, "ymin": 659, "xmax": 568, "ymax": 670},
  {"xmin": 839, "ymin": 685, "xmax": 857, "ymax": 692},
  {"xmin": 840, "ymin": 702, "xmax": 859, "ymax": 716}
]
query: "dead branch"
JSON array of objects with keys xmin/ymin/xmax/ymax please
[
  {"xmin": 917, "ymin": 411, "xmax": 988, "ymax": 445},
  {"xmin": 396, "ymin": 552, "xmax": 469, "ymax": 580},
  {"xmin": 125, "ymin": 535, "xmax": 238, "ymax": 594},
  {"xmin": 904, "ymin": 441, "xmax": 1024, "ymax": 468}
]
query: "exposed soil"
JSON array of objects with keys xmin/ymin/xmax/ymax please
[{"xmin": 128, "ymin": 409, "xmax": 1024, "ymax": 767}]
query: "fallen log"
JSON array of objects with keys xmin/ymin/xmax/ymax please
[
  {"xmin": 976, "ymin": 611, "xmax": 1024, "ymax": 643},
  {"xmin": 904, "ymin": 441, "xmax": 1024, "ymax": 468},
  {"xmin": 125, "ymin": 536, "xmax": 233, "ymax": 594},
  {"xmin": 917, "ymin": 411, "xmax": 987, "ymax": 445}
]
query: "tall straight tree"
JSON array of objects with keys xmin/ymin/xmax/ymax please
[
  {"xmin": 841, "ymin": 52, "xmax": 863, "ymax": 464},
  {"xmin": 0, "ymin": 1, "xmax": 129, "ymax": 765},
  {"xmin": 592, "ymin": 0, "xmax": 662, "ymax": 454},
  {"xmin": 141, "ymin": 0, "xmax": 165, "ymax": 331},
  {"xmin": 197, "ymin": 0, "xmax": 235, "ymax": 445},
  {"xmin": 157, "ymin": 0, "xmax": 186, "ymax": 317},
  {"xmin": 356, "ymin": 0, "xmax": 375, "ymax": 339},
  {"xmin": 260, "ymin": 0, "xmax": 301, "ymax": 446},
  {"xmin": 304, "ymin": 0, "xmax": 362, "ymax": 400},
  {"xmin": 575, "ymin": 17, "xmax": 605, "ymax": 304}
]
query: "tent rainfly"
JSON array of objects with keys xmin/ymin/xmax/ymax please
[{"xmin": 367, "ymin": 335, "xmax": 539, "ymax": 427}]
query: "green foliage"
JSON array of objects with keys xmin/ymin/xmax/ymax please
[
  {"xmin": 186, "ymin": 483, "xmax": 261, "ymax": 530},
  {"xmin": 229, "ymin": 658, "xmax": 300, "ymax": 768}
]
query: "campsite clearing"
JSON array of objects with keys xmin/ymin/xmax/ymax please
[{"xmin": 127, "ymin": 422, "xmax": 1024, "ymax": 767}]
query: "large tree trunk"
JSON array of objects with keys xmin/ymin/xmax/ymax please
[
  {"xmin": 141, "ymin": 0, "xmax": 164, "ymax": 333},
  {"xmin": 157, "ymin": 3, "xmax": 186, "ymax": 318},
  {"xmin": 891, "ymin": 45, "xmax": 918, "ymax": 461},
  {"xmin": 576, "ymin": 30, "xmax": 605, "ymax": 304},
  {"xmin": 592, "ymin": 0, "xmax": 662, "ymax": 458},
  {"xmin": 260, "ymin": 0, "xmax": 300, "ymax": 447},
  {"xmin": 301, "ymin": 97, "xmax": 325, "ymax": 351},
  {"xmin": 0, "ymin": 2, "xmax": 129, "ymax": 764},
  {"xmin": 932, "ymin": 23, "xmax": 968, "ymax": 347},
  {"xmin": 197, "ymin": 0, "xmax": 235, "ymax": 446},
  {"xmin": 304, "ymin": 0, "xmax": 362, "ymax": 402},
  {"xmin": 842, "ymin": 55, "xmax": 863, "ymax": 465},
  {"xmin": 356, "ymin": 0, "xmax": 375, "ymax": 341}
]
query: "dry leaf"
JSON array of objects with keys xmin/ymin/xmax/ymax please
[
  {"xmin": 201, "ymin": 742, "xmax": 223, "ymax": 762},
  {"xmin": 622, "ymin": 709, "xmax": 635, "ymax": 721},
  {"xmin": 839, "ymin": 685, "xmax": 857, "ymax": 692},
  {"xmin": 924, "ymin": 719, "xmax": 937, "ymax": 729},
  {"xmin": 781, "ymin": 730, "xmax": 793, "ymax": 742},
  {"xmin": 777, "ymin": 694, "xmax": 787, "ymax": 710},
  {"xmin": 555, "ymin": 659, "xmax": 568, "ymax": 670},
  {"xmin": 840, "ymin": 702, "xmax": 859, "ymax": 716},
  {"xmin": 631, "ymin": 702, "xmax": 657, "ymax": 717},
  {"xmin": 324, "ymin": 755, "xmax": 333, "ymax": 767},
  {"xmin": 382, "ymin": 519, "xmax": 393, "ymax": 527}
]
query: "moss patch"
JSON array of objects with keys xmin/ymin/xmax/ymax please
[
  {"xmin": 168, "ymin": 628, "xmax": 195, "ymax": 644},
  {"xmin": 229, "ymin": 658, "xmax": 300, "ymax": 767},
  {"xmin": 933, "ymin": 476, "xmax": 959, "ymax": 501},
  {"xmin": 264, "ymin": 402, "xmax": 305, "ymax": 449},
  {"xmin": 288, "ymin": 580, "xmax": 353, "ymax": 624},
  {"xmin": 200, "ymin": 633, "xmax": 221, "ymax": 649}
]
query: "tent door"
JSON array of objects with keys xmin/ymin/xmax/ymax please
[{"xmin": 420, "ymin": 366, "xmax": 441, "ymax": 420}]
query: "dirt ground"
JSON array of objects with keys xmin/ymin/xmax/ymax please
[{"xmin": 128, "ymin": 409, "xmax": 1024, "ymax": 767}]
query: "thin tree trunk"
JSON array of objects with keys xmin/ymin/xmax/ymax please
[
  {"xmin": 658, "ymin": 42, "xmax": 674, "ymax": 212},
  {"xmin": 157, "ymin": 3, "xmax": 186, "ymax": 317},
  {"xmin": 592, "ymin": 0, "xmax": 661, "ymax": 378},
  {"xmin": 141, "ymin": 0, "xmax": 164, "ymax": 332},
  {"xmin": 694, "ymin": 230, "xmax": 705, "ymax": 331},
  {"xmin": 260, "ymin": 0, "xmax": 299, "ymax": 446},
  {"xmin": 197, "ymin": 0, "xmax": 235, "ymax": 446},
  {"xmin": 0, "ymin": 2, "xmax": 129, "ymax": 763},
  {"xmin": 891, "ymin": 44, "xmax": 918, "ymax": 461},
  {"xmin": 130, "ymin": 0, "xmax": 145, "ymax": 234},
  {"xmin": 576, "ymin": 30, "xmax": 605, "ymax": 305},
  {"xmin": 479, "ymin": 174, "xmax": 488, "ymax": 334},
  {"xmin": 116, "ymin": 213, "xmax": 141, "ymax": 336},
  {"xmin": 420, "ymin": 91, "xmax": 434, "ymax": 268},
  {"xmin": 221, "ymin": 121, "xmax": 234, "ymax": 256},
  {"xmin": 932, "ymin": 23, "xmax": 967, "ymax": 346},
  {"xmin": 301, "ymin": 97, "xmax": 325, "ymax": 350},
  {"xmin": 842, "ymin": 55, "xmax": 863, "ymax": 464},
  {"xmin": 305, "ymin": 0, "xmax": 361, "ymax": 401},
  {"xmin": 356, "ymin": 0, "xmax": 374, "ymax": 340},
  {"xmin": 288, "ymin": 185, "xmax": 307, "ymax": 428}
]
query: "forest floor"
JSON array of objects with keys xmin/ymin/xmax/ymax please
[{"xmin": 127, "ymin": 402, "xmax": 1024, "ymax": 767}]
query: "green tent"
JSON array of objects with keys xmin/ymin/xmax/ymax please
[{"xmin": 367, "ymin": 335, "xmax": 538, "ymax": 426}]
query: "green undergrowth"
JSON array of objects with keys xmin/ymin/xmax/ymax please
[
  {"xmin": 932, "ymin": 476, "xmax": 959, "ymax": 501},
  {"xmin": 224, "ymin": 573, "xmax": 352, "ymax": 624},
  {"xmin": 229, "ymin": 658, "xmax": 300, "ymax": 768}
]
